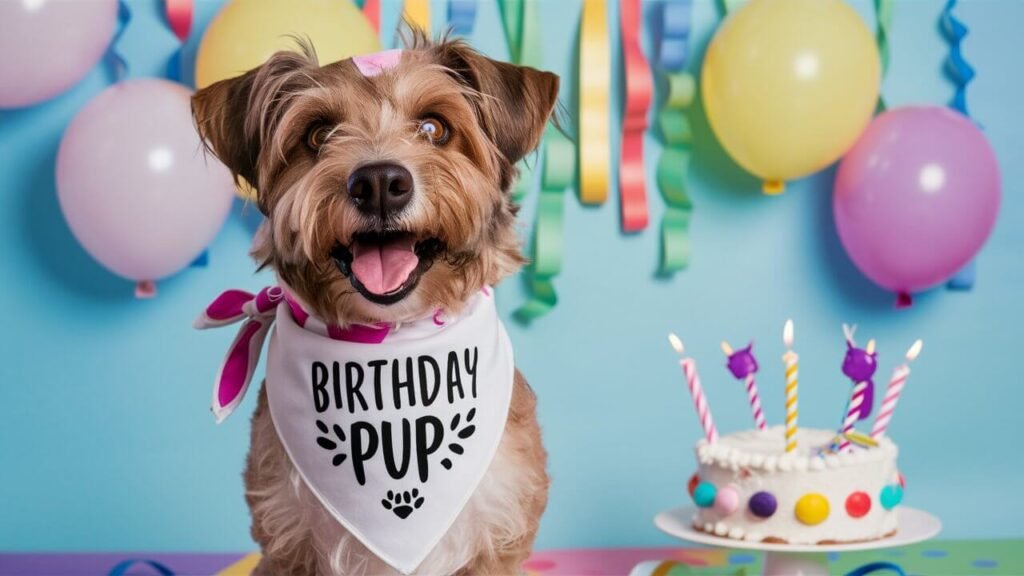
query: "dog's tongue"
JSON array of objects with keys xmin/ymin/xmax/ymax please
[{"xmin": 350, "ymin": 236, "xmax": 419, "ymax": 295}]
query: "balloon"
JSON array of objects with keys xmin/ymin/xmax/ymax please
[
  {"xmin": 195, "ymin": 0, "xmax": 380, "ymax": 200},
  {"xmin": 57, "ymin": 79, "xmax": 235, "ymax": 292},
  {"xmin": 834, "ymin": 107, "xmax": 1001, "ymax": 303},
  {"xmin": 702, "ymin": 0, "xmax": 880, "ymax": 194},
  {"xmin": 0, "ymin": 0, "xmax": 119, "ymax": 108}
]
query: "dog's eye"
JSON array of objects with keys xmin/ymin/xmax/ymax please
[
  {"xmin": 306, "ymin": 124, "xmax": 332, "ymax": 151},
  {"xmin": 418, "ymin": 117, "xmax": 449, "ymax": 144}
]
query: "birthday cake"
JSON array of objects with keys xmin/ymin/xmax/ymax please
[
  {"xmin": 689, "ymin": 427, "xmax": 903, "ymax": 544},
  {"xmin": 673, "ymin": 323, "xmax": 919, "ymax": 545}
]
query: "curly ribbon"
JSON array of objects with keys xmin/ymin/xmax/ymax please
[
  {"xmin": 942, "ymin": 0, "xmax": 978, "ymax": 291},
  {"xmin": 846, "ymin": 561, "xmax": 906, "ymax": 576},
  {"xmin": 654, "ymin": 0, "xmax": 695, "ymax": 275},
  {"xmin": 108, "ymin": 1, "xmax": 131, "ymax": 81},
  {"xmin": 500, "ymin": 0, "xmax": 573, "ymax": 321},
  {"xmin": 515, "ymin": 130, "xmax": 574, "ymax": 322},
  {"xmin": 874, "ymin": 0, "xmax": 893, "ymax": 112},
  {"xmin": 108, "ymin": 559, "xmax": 175, "ymax": 576},
  {"xmin": 578, "ymin": 0, "xmax": 610, "ymax": 205},
  {"xmin": 497, "ymin": 0, "xmax": 523, "ymax": 63},
  {"xmin": 619, "ymin": 0, "xmax": 652, "ymax": 232},
  {"xmin": 360, "ymin": 0, "xmax": 381, "ymax": 35},
  {"xmin": 448, "ymin": 0, "xmax": 477, "ymax": 36},
  {"xmin": 403, "ymin": 0, "xmax": 430, "ymax": 35}
]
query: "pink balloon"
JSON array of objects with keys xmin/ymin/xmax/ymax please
[
  {"xmin": 0, "ymin": 0, "xmax": 119, "ymax": 108},
  {"xmin": 834, "ymin": 106, "xmax": 1000, "ymax": 300},
  {"xmin": 57, "ymin": 79, "xmax": 235, "ymax": 285}
]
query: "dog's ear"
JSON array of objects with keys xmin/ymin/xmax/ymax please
[
  {"xmin": 433, "ymin": 41, "xmax": 560, "ymax": 166},
  {"xmin": 192, "ymin": 47, "xmax": 317, "ymax": 209}
]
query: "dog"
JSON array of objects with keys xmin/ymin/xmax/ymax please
[{"xmin": 192, "ymin": 30, "xmax": 559, "ymax": 575}]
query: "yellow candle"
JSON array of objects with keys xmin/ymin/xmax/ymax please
[{"xmin": 783, "ymin": 319, "xmax": 798, "ymax": 453}]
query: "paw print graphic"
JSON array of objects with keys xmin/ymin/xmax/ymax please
[
  {"xmin": 315, "ymin": 420, "xmax": 348, "ymax": 466},
  {"xmin": 441, "ymin": 408, "xmax": 477, "ymax": 471},
  {"xmin": 382, "ymin": 489, "xmax": 424, "ymax": 519}
]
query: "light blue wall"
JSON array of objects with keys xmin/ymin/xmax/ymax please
[{"xmin": 1, "ymin": 0, "xmax": 1021, "ymax": 553}]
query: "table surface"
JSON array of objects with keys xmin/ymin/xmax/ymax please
[{"xmin": 2, "ymin": 540, "xmax": 1022, "ymax": 575}]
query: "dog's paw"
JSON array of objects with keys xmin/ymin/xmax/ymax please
[
  {"xmin": 315, "ymin": 419, "xmax": 348, "ymax": 466},
  {"xmin": 441, "ymin": 408, "xmax": 477, "ymax": 470},
  {"xmin": 381, "ymin": 488, "xmax": 424, "ymax": 519}
]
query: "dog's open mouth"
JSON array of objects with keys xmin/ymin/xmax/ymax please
[{"xmin": 331, "ymin": 231, "xmax": 444, "ymax": 305}]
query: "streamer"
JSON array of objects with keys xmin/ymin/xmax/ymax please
[
  {"xmin": 654, "ymin": 0, "xmax": 695, "ymax": 275},
  {"xmin": 497, "ymin": 0, "xmax": 524, "ymax": 63},
  {"xmin": 404, "ymin": 0, "xmax": 430, "ymax": 34},
  {"xmin": 941, "ymin": 0, "xmax": 978, "ymax": 290},
  {"xmin": 515, "ymin": 131, "xmax": 574, "ymax": 322},
  {"xmin": 162, "ymin": 0, "xmax": 191, "ymax": 82},
  {"xmin": 361, "ymin": 0, "xmax": 380, "ymax": 34},
  {"xmin": 619, "ymin": 0, "xmax": 652, "ymax": 232},
  {"xmin": 578, "ymin": 0, "xmax": 610, "ymax": 205},
  {"xmin": 874, "ymin": 0, "xmax": 893, "ymax": 111},
  {"xmin": 448, "ymin": 0, "xmax": 478, "ymax": 36},
  {"xmin": 108, "ymin": 1, "xmax": 131, "ymax": 80}
]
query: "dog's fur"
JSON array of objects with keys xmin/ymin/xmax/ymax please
[{"xmin": 192, "ymin": 31, "xmax": 559, "ymax": 575}]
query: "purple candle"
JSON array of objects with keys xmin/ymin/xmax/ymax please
[
  {"xmin": 836, "ymin": 324, "xmax": 879, "ymax": 452},
  {"xmin": 722, "ymin": 341, "xmax": 767, "ymax": 430}
]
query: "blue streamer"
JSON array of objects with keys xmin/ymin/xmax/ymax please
[
  {"xmin": 190, "ymin": 250, "xmax": 209, "ymax": 268},
  {"xmin": 659, "ymin": 0, "xmax": 693, "ymax": 71},
  {"xmin": 941, "ymin": 0, "xmax": 975, "ymax": 116},
  {"xmin": 448, "ymin": 0, "xmax": 478, "ymax": 36},
  {"xmin": 941, "ymin": 0, "xmax": 979, "ymax": 291},
  {"xmin": 108, "ymin": 559, "xmax": 175, "ymax": 576},
  {"xmin": 845, "ymin": 561, "xmax": 906, "ymax": 576},
  {"xmin": 108, "ymin": 0, "xmax": 132, "ymax": 81}
]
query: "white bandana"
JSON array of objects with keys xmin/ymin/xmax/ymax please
[{"xmin": 196, "ymin": 287, "xmax": 514, "ymax": 574}]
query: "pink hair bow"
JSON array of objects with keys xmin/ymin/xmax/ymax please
[{"xmin": 194, "ymin": 286, "xmax": 285, "ymax": 423}]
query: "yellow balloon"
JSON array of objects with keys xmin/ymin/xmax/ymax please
[
  {"xmin": 702, "ymin": 0, "xmax": 880, "ymax": 194},
  {"xmin": 196, "ymin": 0, "xmax": 381, "ymax": 199}
]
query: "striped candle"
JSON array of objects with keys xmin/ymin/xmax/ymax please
[
  {"xmin": 871, "ymin": 340, "xmax": 923, "ymax": 440},
  {"xmin": 721, "ymin": 341, "xmax": 765, "ymax": 430},
  {"xmin": 783, "ymin": 320, "xmax": 798, "ymax": 452},
  {"xmin": 745, "ymin": 375, "xmax": 767, "ymax": 430},
  {"xmin": 837, "ymin": 380, "xmax": 868, "ymax": 452},
  {"xmin": 669, "ymin": 333, "xmax": 718, "ymax": 443}
]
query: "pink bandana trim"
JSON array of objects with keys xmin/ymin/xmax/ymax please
[
  {"xmin": 352, "ymin": 49, "xmax": 402, "ymax": 77},
  {"xmin": 195, "ymin": 285, "xmax": 399, "ymax": 423},
  {"xmin": 196, "ymin": 284, "xmax": 494, "ymax": 423}
]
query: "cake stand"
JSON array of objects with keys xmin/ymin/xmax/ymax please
[{"xmin": 655, "ymin": 506, "xmax": 941, "ymax": 576}]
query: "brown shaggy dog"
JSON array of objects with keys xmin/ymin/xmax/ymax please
[{"xmin": 192, "ymin": 32, "xmax": 559, "ymax": 575}]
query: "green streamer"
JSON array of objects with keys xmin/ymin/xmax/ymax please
[
  {"xmin": 875, "ymin": 0, "xmax": 893, "ymax": 112},
  {"xmin": 515, "ymin": 130, "xmax": 574, "ymax": 322},
  {"xmin": 716, "ymin": 0, "xmax": 747, "ymax": 16},
  {"xmin": 497, "ymin": 0, "xmax": 524, "ymax": 64},
  {"xmin": 657, "ymin": 147, "xmax": 693, "ymax": 274}
]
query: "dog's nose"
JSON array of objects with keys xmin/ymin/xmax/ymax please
[{"xmin": 347, "ymin": 163, "xmax": 414, "ymax": 218}]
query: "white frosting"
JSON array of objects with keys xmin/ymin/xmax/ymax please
[{"xmin": 693, "ymin": 427, "xmax": 900, "ymax": 544}]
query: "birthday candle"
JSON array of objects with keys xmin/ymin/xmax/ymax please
[
  {"xmin": 722, "ymin": 341, "xmax": 766, "ymax": 430},
  {"xmin": 837, "ymin": 336, "xmax": 877, "ymax": 453},
  {"xmin": 669, "ymin": 333, "xmax": 718, "ymax": 443},
  {"xmin": 871, "ymin": 340, "xmax": 923, "ymax": 440},
  {"xmin": 782, "ymin": 319, "xmax": 799, "ymax": 453}
]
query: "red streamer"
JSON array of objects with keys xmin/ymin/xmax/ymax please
[
  {"xmin": 619, "ymin": 0, "xmax": 652, "ymax": 232},
  {"xmin": 363, "ymin": 0, "xmax": 381, "ymax": 34},
  {"xmin": 164, "ymin": 0, "xmax": 192, "ymax": 42}
]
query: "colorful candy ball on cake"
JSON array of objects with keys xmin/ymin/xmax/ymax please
[
  {"xmin": 688, "ymin": 473, "xmax": 700, "ymax": 497},
  {"xmin": 694, "ymin": 482, "xmax": 717, "ymax": 508},
  {"xmin": 795, "ymin": 493, "xmax": 830, "ymax": 525},
  {"xmin": 897, "ymin": 471, "xmax": 906, "ymax": 488},
  {"xmin": 880, "ymin": 484, "xmax": 904, "ymax": 510},
  {"xmin": 748, "ymin": 491, "xmax": 777, "ymax": 518},
  {"xmin": 845, "ymin": 491, "xmax": 872, "ymax": 518},
  {"xmin": 714, "ymin": 484, "xmax": 740, "ymax": 515}
]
